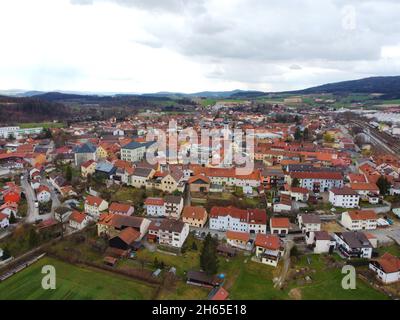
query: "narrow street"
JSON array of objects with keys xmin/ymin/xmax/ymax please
[{"xmin": 20, "ymin": 172, "xmax": 39, "ymax": 223}]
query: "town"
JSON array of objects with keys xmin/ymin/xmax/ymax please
[{"xmin": 0, "ymin": 93, "xmax": 400, "ymax": 300}]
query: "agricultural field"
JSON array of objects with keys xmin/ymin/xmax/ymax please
[{"xmin": 19, "ymin": 122, "xmax": 65, "ymax": 129}]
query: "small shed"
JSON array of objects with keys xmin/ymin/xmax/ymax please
[
  {"xmin": 217, "ymin": 244, "xmax": 236, "ymax": 257},
  {"xmin": 103, "ymin": 256, "xmax": 118, "ymax": 267}
]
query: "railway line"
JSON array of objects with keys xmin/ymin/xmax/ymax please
[{"xmin": 350, "ymin": 120, "xmax": 400, "ymax": 156}]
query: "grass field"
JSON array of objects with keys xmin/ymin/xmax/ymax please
[
  {"xmin": 19, "ymin": 122, "xmax": 65, "ymax": 129},
  {"xmin": 286, "ymin": 255, "xmax": 388, "ymax": 300},
  {"xmin": 0, "ymin": 257, "xmax": 156, "ymax": 300}
]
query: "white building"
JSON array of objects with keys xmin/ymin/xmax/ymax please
[
  {"xmin": 121, "ymin": 141, "xmax": 156, "ymax": 163},
  {"xmin": 288, "ymin": 171, "xmax": 344, "ymax": 193},
  {"xmin": 84, "ymin": 195, "xmax": 109, "ymax": 220},
  {"xmin": 333, "ymin": 232, "xmax": 373, "ymax": 259},
  {"xmin": 0, "ymin": 213, "xmax": 10, "ymax": 228},
  {"xmin": 329, "ymin": 187, "xmax": 360, "ymax": 208},
  {"xmin": 69, "ymin": 211, "xmax": 90, "ymax": 230},
  {"xmin": 297, "ymin": 214, "xmax": 321, "ymax": 233},
  {"xmin": 209, "ymin": 206, "xmax": 267, "ymax": 234},
  {"xmin": 369, "ymin": 253, "xmax": 400, "ymax": 284},
  {"xmin": 144, "ymin": 198, "xmax": 165, "ymax": 217},
  {"xmin": 341, "ymin": 210, "xmax": 377, "ymax": 231},
  {"xmin": 36, "ymin": 185, "xmax": 51, "ymax": 203},
  {"xmin": 254, "ymin": 233, "xmax": 284, "ymax": 267},
  {"xmin": 157, "ymin": 219, "xmax": 189, "ymax": 248},
  {"xmin": 306, "ymin": 231, "xmax": 336, "ymax": 254}
]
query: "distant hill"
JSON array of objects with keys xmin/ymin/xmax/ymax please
[
  {"xmin": 0, "ymin": 95, "xmax": 70, "ymax": 124},
  {"xmin": 286, "ymin": 76, "xmax": 400, "ymax": 97}
]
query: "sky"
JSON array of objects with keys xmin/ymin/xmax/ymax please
[{"xmin": 1, "ymin": 0, "xmax": 400, "ymax": 93}]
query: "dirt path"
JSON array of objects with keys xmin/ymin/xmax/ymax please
[{"xmin": 275, "ymin": 240, "xmax": 294, "ymax": 289}]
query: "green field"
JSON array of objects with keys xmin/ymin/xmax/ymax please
[
  {"xmin": 0, "ymin": 257, "xmax": 155, "ymax": 300},
  {"xmin": 285, "ymin": 255, "xmax": 388, "ymax": 300},
  {"xmin": 19, "ymin": 122, "xmax": 65, "ymax": 129}
]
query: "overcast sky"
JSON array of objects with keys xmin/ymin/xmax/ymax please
[{"xmin": 1, "ymin": 0, "xmax": 400, "ymax": 93}]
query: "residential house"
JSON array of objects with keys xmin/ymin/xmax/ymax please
[
  {"xmin": 144, "ymin": 197, "xmax": 165, "ymax": 217},
  {"xmin": 69, "ymin": 211, "xmax": 90, "ymax": 230},
  {"xmin": 182, "ymin": 206, "xmax": 208, "ymax": 228},
  {"xmin": 297, "ymin": 214, "xmax": 321, "ymax": 233},
  {"xmin": 287, "ymin": 171, "xmax": 344, "ymax": 193},
  {"xmin": 226, "ymin": 230, "xmax": 251, "ymax": 250},
  {"xmin": 270, "ymin": 217, "xmax": 290, "ymax": 236},
  {"xmin": 109, "ymin": 202, "xmax": 134, "ymax": 216},
  {"xmin": 36, "ymin": 185, "xmax": 51, "ymax": 203},
  {"xmin": 97, "ymin": 213, "xmax": 151, "ymax": 240},
  {"xmin": 164, "ymin": 195, "xmax": 184, "ymax": 219},
  {"xmin": 129, "ymin": 167, "xmax": 155, "ymax": 188},
  {"xmin": 369, "ymin": 253, "xmax": 400, "ymax": 284},
  {"xmin": 306, "ymin": 231, "xmax": 336, "ymax": 254},
  {"xmin": 80, "ymin": 159, "xmax": 97, "ymax": 178},
  {"xmin": 74, "ymin": 142, "xmax": 97, "ymax": 167},
  {"xmin": 254, "ymin": 233, "xmax": 284, "ymax": 267},
  {"xmin": 281, "ymin": 186, "xmax": 309, "ymax": 202},
  {"xmin": 209, "ymin": 206, "xmax": 267, "ymax": 234},
  {"xmin": 350, "ymin": 183, "xmax": 380, "ymax": 200},
  {"xmin": 84, "ymin": 195, "xmax": 109, "ymax": 220},
  {"xmin": 333, "ymin": 232, "xmax": 373, "ymax": 259},
  {"xmin": 341, "ymin": 210, "xmax": 378, "ymax": 231},
  {"xmin": 329, "ymin": 187, "xmax": 360, "ymax": 208},
  {"xmin": 152, "ymin": 219, "xmax": 190, "ymax": 248},
  {"xmin": 273, "ymin": 194, "xmax": 292, "ymax": 213}
]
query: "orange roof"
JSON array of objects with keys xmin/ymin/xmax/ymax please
[
  {"xmin": 347, "ymin": 210, "xmax": 377, "ymax": 221},
  {"xmin": 226, "ymin": 230, "xmax": 250, "ymax": 242},
  {"xmin": 376, "ymin": 252, "xmax": 400, "ymax": 274},
  {"xmin": 81, "ymin": 159, "xmax": 96, "ymax": 168},
  {"xmin": 85, "ymin": 195, "xmax": 105, "ymax": 207},
  {"xmin": 291, "ymin": 171, "xmax": 343, "ymax": 180},
  {"xmin": 70, "ymin": 211, "xmax": 87, "ymax": 224},
  {"xmin": 37, "ymin": 185, "xmax": 50, "ymax": 194},
  {"xmin": 144, "ymin": 197, "xmax": 164, "ymax": 206},
  {"xmin": 347, "ymin": 174, "xmax": 367, "ymax": 183},
  {"xmin": 182, "ymin": 206, "xmax": 207, "ymax": 220},
  {"xmin": 350, "ymin": 183, "xmax": 379, "ymax": 191},
  {"xmin": 118, "ymin": 227, "xmax": 140, "ymax": 244},
  {"xmin": 109, "ymin": 202, "xmax": 133, "ymax": 214},
  {"xmin": 255, "ymin": 234, "xmax": 281, "ymax": 250},
  {"xmin": 188, "ymin": 174, "xmax": 210, "ymax": 184},
  {"xmin": 270, "ymin": 217, "xmax": 290, "ymax": 228}
]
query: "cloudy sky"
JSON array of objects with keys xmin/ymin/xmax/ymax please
[{"xmin": 1, "ymin": 0, "xmax": 400, "ymax": 93}]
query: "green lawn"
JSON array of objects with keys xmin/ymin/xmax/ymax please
[
  {"xmin": 0, "ymin": 257, "xmax": 156, "ymax": 300},
  {"xmin": 19, "ymin": 122, "xmax": 65, "ymax": 129},
  {"xmin": 377, "ymin": 244, "xmax": 400, "ymax": 257},
  {"xmin": 286, "ymin": 255, "xmax": 388, "ymax": 300}
]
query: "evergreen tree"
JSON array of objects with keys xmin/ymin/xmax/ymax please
[
  {"xmin": 291, "ymin": 178, "xmax": 300, "ymax": 188},
  {"xmin": 65, "ymin": 165, "xmax": 73, "ymax": 182},
  {"xmin": 294, "ymin": 127, "xmax": 302, "ymax": 141},
  {"xmin": 9, "ymin": 212, "xmax": 17, "ymax": 224},
  {"xmin": 200, "ymin": 233, "xmax": 218, "ymax": 275},
  {"xmin": 191, "ymin": 241, "xmax": 198, "ymax": 251},
  {"xmin": 376, "ymin": 176, "xmax": 391, "ymax": 195}
]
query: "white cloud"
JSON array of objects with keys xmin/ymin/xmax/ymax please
[{"xmin": 0, "ymin": 0, "xmax": 399, "ymax": 93}]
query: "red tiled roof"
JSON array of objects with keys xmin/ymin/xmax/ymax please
[
  {"xmin": 347, "ymin": 210, "xmax": 377, "ymax": 221},
  {"xmin": 376, "ymin": 252, "xmax": 400, "ymax": 274},
  {"xmin": 210, "ymin": 287, "xmax": 229, "ymax": 300},
  {"xmin": 182, "ymin": 206, "xmax": 207, "ymax": 220},
  {"xmin": 109, "ymin": 202, "xmax": 133, "ymax": 214},
  {"xmin": 70, "ymin": 211, "xmax": 87, "ymax": 224},
  {"xmin": 226, "ymin": 230, "xmax": 250, "ymax": 242},
  {"xmin": 85, "ymin": 195, "xmax": 105, "ymax": 207},
  {"xmin": 144, "ymin": 197, "xmax": 164, "ymax": 206},
  {"xmin": 350, "ymin": 183, "xmax": 379, "ymax": 191},
  {"xmin": 270, "ymin": 217, "xmax": 290, "ymax": 228},
  {"xmin": 255, "ymin": 234, "xmax": 281, "ymax": 250},
  {"xmin": 210, "ymin": 206, "xmax": 266, "ymax": 224}
]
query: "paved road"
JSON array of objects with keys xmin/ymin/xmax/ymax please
[
  {"xmin": 20, "ymin": 173, "xmax": 39, "ymax": 223},
  {"xmin": 41, "ymin": 175, "xmax": 60, "ymax": 214}
]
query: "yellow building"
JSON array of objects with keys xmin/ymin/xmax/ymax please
[{"xmin": 81, "ymin": 159, "xmax": 97, "ymax": 178}]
